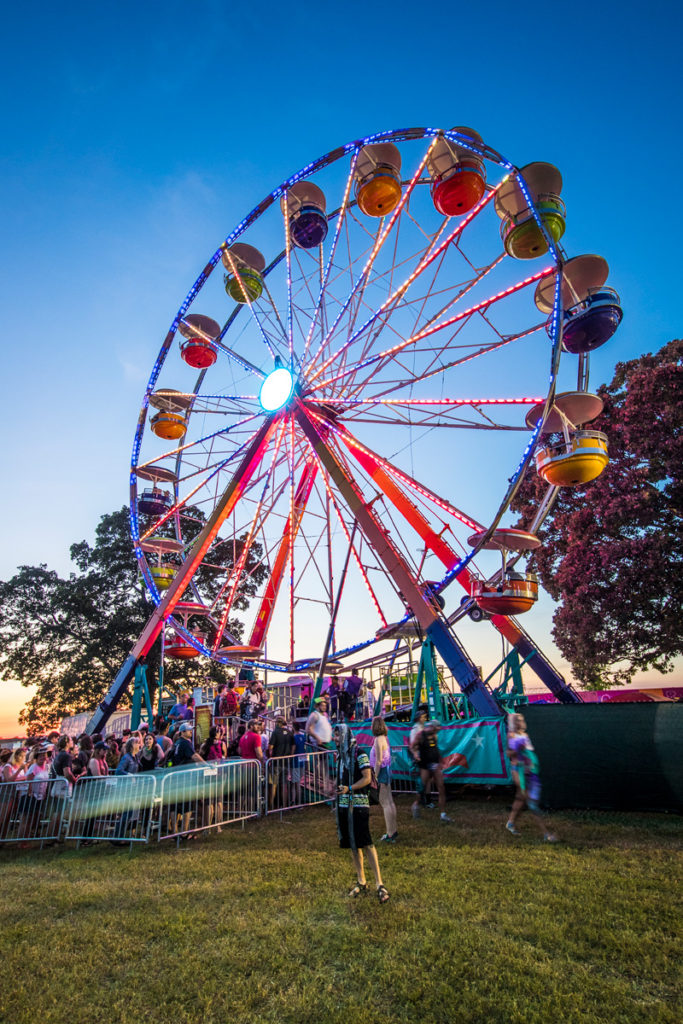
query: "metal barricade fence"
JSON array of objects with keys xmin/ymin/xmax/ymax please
[
  {"xmin": 66, "ymin": 773, "xmax": 158, "ymax": 845},
  {"xmin": 265, "ymin": 750, "xmax": 337, "ymax": 815},
  {"xmin": 212, "ymin": 716, "xmax": 249, "ymax": 746},
  {"xmin": 389, "ymin": 769, "xmax": 419, "ymax": 795},
  {"xmin": 0, "ymin": 778, "xmax": 69, "ymax": 845},
  {"xmin": 157, "ymin": 759, "xmax": 261, "ymax": 842}
]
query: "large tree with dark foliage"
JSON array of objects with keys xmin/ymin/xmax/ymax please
[
  {"xmin": 0, "ymin": 507, "xmax": 267, "ymax": 729},
  {"xmin": 512, "ymin": 339, "xmax": 683, "ymax": 688}
]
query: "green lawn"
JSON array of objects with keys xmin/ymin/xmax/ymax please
[{"xmin": 0, "ymin": 797, "xmax": 680, "ymax": 1024}]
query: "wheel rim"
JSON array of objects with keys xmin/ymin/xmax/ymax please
[{"xmin": 130, "ymin": 128, "xmax": 564, "ymax": 671}]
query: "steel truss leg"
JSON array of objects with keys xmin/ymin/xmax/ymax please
[
  {"xmin": 296, "ymin": 403, "xmax": 502, "ymax": 718},
  {"xmin": 86, "ymin": 418, "xmax": 278, "ymax": 735}
]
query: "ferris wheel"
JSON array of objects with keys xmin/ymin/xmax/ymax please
[{"xmin": 94, "ymin": 127, "xmax": 623, "ymax": 730}]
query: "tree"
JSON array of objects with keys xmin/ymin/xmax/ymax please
[
  {"xmin": 0, "ymin": 507, "xmax": 268, "ymax": 729},
  {"xmin": 512, "ymin": 339, "xmax": 683, "ymax": 688}
]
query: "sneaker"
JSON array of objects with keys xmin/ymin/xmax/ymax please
[
  {"xmin": 506, "ymin": 821, "xmax": 521, "ymax": 836},
  {"xmin": 425, "ymin": 802, "xmax": 436, "ymax": 810},
  {"xmin": 440, "ymin": 813, "xmax": 452, "ymax": 823},
  {"xmin": 543, "ymin": 833, "xmax": 559, "ymax": 843}
]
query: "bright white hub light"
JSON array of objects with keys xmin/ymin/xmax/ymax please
[{"xmin": 259, "ymin": 366, "xmax": 295, "ymax": 412}]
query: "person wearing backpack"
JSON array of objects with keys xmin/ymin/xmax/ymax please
[
  {"xmin": 219, "ymin": 679, "xmax": 240, "ymax": 724},
  {"xmin": 73, "ymin": 735, "xmax": 94, "ymax": 779}
]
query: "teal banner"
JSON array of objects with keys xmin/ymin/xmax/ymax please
[{"xmin": 352, "ymin": 719, "xmax": 511, "ymax": 785}]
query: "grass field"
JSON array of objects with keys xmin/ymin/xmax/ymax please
[{"xmin": 0, "ymin": 795, "xmax": 680, "ymax": 1024}]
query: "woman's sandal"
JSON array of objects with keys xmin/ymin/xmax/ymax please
[
  {"xmin": 377, "ymin": 884, "xmax": 390, "ymax": 904},
  {"xmin": 348, "ymin": 882, "xmax": 368, "ymax": 898}
]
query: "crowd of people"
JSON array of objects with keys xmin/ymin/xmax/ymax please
[
  {"xmin": 0, "ymin": 685, "xmax": 321, "ymax": 840},
  {"xmin": 1, "ymin": 677, "xmax": 557, "ymax": 892}
]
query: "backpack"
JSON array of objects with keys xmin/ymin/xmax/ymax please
[{"xmin": 220, "ymin": 689, "xmax": 239, "ymax": 716}]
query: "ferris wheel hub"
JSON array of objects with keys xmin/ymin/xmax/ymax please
[{"xmin": 259, "ymin": 366, "xmax": 295, "ymax": 412}]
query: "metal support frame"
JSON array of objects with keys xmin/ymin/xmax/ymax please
[
  {"xmin": 297, "ymin": 402, "xmax": 502, "ymax": 718},
  {"xmin": 87, "ymin": 417, "xmax": 278, "ymax": 735},
  {"xmin": 487, "ymin": 648, "xmax": 533, "ymax": 698},
  {"xmin": 311, "ymin": 521, "xmax": 359, "ymax": 712},
  {"xmin": 410, "ymin": 639, "xmax": 443, "ymax": 723},
  {"xmin": 130, "ymin": 663, "xmax": 155, "ymax": 730}
]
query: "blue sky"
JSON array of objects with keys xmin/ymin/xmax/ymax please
[{"xmin": 1, "ymin": 1, "xmax": 681, "ymax": 727}]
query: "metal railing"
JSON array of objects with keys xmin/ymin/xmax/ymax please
[
  {"xmin": 157, "ymin": 759, "xmax": 261, "ymax": 843},
  {"xmin": 66, "ymin": 773, "xmax": 158, "ymax": 846},
  {"xmin": 0, "ymin": 747, "xmax": 423, "ymax": 853},
  {"xmin": 264, "ymin": 750, "xmax": 336, "ymax": 815},
  {"xmin": 0, "ymin": 778, "xmax": 70, "ymax": 846},
  {"xmin": 211, "ymin": 715, "xmax": 251, "ymax": 746}
]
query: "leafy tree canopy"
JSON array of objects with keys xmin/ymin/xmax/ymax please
[
  {"xmin": 512, "ymin": 339, "xmax": 683, "ymax": 688},
  {"xmin": 0, "ymin": 507, "xmax": 267, "ymax": 730}
]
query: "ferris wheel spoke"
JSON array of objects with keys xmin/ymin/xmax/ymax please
[
  {"xmin": 210, "ymin": 421, "xmax": 287, "ymax": 651},
  {"xmin": 331, "ymin": 396, "xmax": 540, "ymax": 429},
  {"xmin": 136, "ymin": 413, "xmax": 263, "ymax": 474},
  {"xmin": 301, "ymin": 149, "xmax": 360, "ymax": 365},
  {"xmin": 247, "ymin": 457, "xmax": 318, "ymax": 649},
  {"xmin": 281, "ymin": 191, "xmax": 296, "ymax": 368},
  {"xmin": 323, "ymin": 416, "xmax": 483, "ymax": 534},
  {"xmin": 259, "ymin": 279, "xmax": 290, "ymax": 349},
  {"xmin": 158, "ymin": 393, "xmax": 260, "ymax": 416},
  {"xmin": 307, "ymin": 265, "xmax": 553, "ymax": 399},
  {"xmin": 221, "ymin": 245, "xmax": 284, "ymax": 364},
  {"xmin": 338, "ymin": 415, "xmax": 530, "ymax": 431},
  {"xmin": 298, "ymin": 403, "xmax": 475, "ymax": 630},
  {"xmin": 316, "ymin": 457, "xmax": 390, "ymax": 630},
  {"xmin": 305, "ymin": 138, "xmax": 438, "ymax": 376},
  {"xmin": 304, "ymin": 176, "xmax": 502, "ymax": 388}
]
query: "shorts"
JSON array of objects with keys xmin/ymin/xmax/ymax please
[
  {"xmin": 377, "ymin": 766, "xmax": 390, "ymax": 786},
  {"xmin": 268, "ymin": 763, "xmax": 284, "ymax": 784},
  {"xmin": 338, "ymin": 807, "xmax": 373, "ymax": 849},
  {"xmin": 291, "ymin": 765, "xmax": 302, "ymax": 784},
  {"xmin": 419, "ymin": 762, "xmax": 440, "ymax": 774}
]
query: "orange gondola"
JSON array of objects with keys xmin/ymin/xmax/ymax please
[{"xmin": 355, "ymin": 142, "xmax": 402, "ymax": 217}]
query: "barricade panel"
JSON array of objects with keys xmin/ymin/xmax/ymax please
[
  {"xmin": 265, "ymin": 750, "xmax": 336, "ymax": 814},
  {"xmin": 0, "ymin": 778, "xmax": 69, "ymax": 845},
  {"xmin": 157, "ymin": 759, "xmax": 261, "ymax": 841},
  {"xmin": 212, "ymin": 716, "xmax": 249, "ymax": 746},
  {"xmin": 65, "ymin": 773, "xmax": 158, "ymax": 844}
]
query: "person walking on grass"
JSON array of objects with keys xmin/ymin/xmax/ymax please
[
  {"xmin": 410, "ymin": 720, "xmax": 452, "ymax": 823},
  {"xmin": 335, "ymin": 724, "xmax": 389, "ymax": 905},
  {"xmin": 370, "ymin": 717, "xmax": 398, "ymax": 843},
  {"xmin": 506, "ymin": 713, "xmax": 558, "ymax": 843}
]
